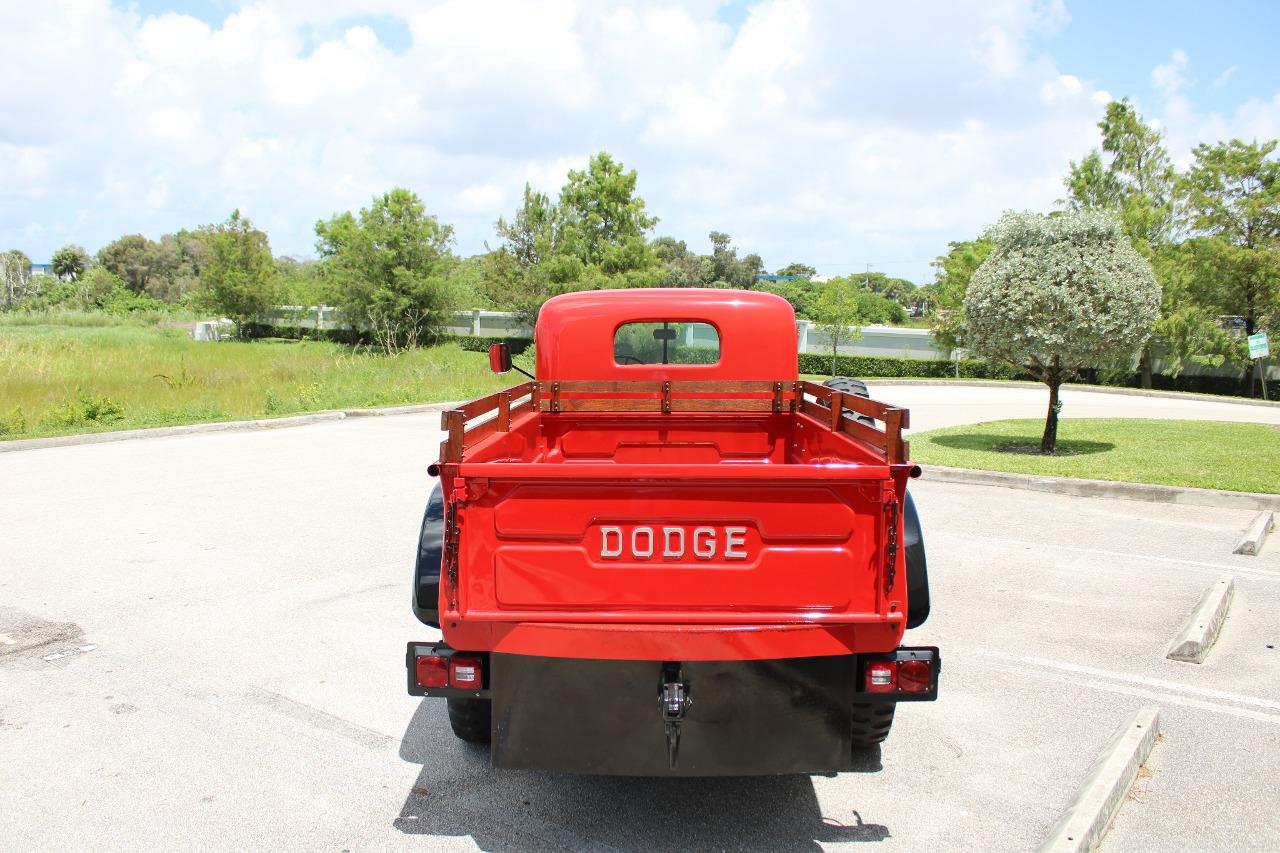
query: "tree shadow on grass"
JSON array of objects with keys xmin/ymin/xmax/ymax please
[{"xmin": 928, "ymin": 433, "xmax": 1115, "ymax": 457}]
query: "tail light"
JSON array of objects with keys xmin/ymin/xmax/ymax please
[
  {"xmin": 450, "ymin": 655, "xmax": 483, "ymax": 689},
  {"xmin": 862, "ymin": 648, "xmax": 939, "ymax": 698},
  {"xmin": 865, "ymin": 661, "xmax": 898, "ymax": 693},
  {"xmin": 898, "ymin": 659, "xmax": 932, "ymax": 693},
  {"xmin": 415, "ymin": 655, "xmax": 449, "ymax": 689}
]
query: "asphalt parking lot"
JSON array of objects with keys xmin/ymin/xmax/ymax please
[{"xmin": 2, "ymin": 408, "xmax": 1277, "ymax": 851}]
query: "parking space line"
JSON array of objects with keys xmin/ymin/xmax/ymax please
[
  {"xmin": 976, "ymin": 651, "xmax": 1280, "ymax": 712},
  {"xmin": 940, "ymin": 532, "xmax": 1280, "ymax": 581},
  {"xmin": 967, "ymin": 653, "xmax": 1280, "ymax": 722}
]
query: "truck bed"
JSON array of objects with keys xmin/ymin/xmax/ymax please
[{"xmin": 432, "ymin": 381, "xmax": 916, "ymax": 659}]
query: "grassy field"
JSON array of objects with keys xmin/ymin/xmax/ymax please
[
  {"xmin": 0, "ymin": 320, "xmax": 513, "ymax": 440},
  {"xmin": 910, "ymin": 418, "xmax": 1280, "ymax": 494}
]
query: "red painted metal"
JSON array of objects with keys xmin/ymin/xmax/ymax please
[
  {"xmin": 534, "ymin": 289, "xmax": 799, "ymax": 381},
  {"xmin": 436, "ymin": 289, "xmax": 913, "ymax": 662}
]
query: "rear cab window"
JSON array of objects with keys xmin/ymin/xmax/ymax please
[{"xmin": 613, "ymin": 321, "xmax": 720, "ymax": 366}]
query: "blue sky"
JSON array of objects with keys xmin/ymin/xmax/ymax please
[
  {"xmin": 1041, "ymin": 0, "xmax": 1278, "ymax": 116},
  {"xmin": 4, "ymin": 1, "xmax": 1278, "ymax": 283}
]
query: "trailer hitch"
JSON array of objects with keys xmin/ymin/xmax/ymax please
[{"xmin": 660, "ymin": 663, "xmax": 692, "ymax": 769}]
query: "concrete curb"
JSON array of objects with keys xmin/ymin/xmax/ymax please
[
  {"xmin": 866, "ymin": 378, "xmax": 1280, "ymax": 409},
  {"xmin": 1166, "ymin": 576, "xmax": 1235, "ymax": 664},
  {"xmin": 1233, "ymin": 511, "xmax": 1275, "ymax": 556},
  {"xmin": 1038, "ymin": 706, "xmax": 1161, "ymax": 853},
  {"xmin": 0, "ymin": 402, "xmax": 458, "ymax": 453},
  {"xmin": 923, "ymin": 465, "xmax": 1280, "ymax": 511}
]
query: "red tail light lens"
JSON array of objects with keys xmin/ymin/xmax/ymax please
[
  {"xmin": 415, "ymin": 655, "xmax": 449, "ymax": 689},
  {"xmin": 898, "ymin": 659, "xmax": 932, "ymax": 693},
  {"xmin": 450, "ymin": 655, "xmax": 483, "ymax": 689},
  {"xmin": 865, "ymin": 661, "xmax": 898, "ymax": 693}
]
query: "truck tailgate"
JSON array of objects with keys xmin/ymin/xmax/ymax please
[{"xmin": 451, "ymin": 471, "xmax": 892, "ymax": 621}]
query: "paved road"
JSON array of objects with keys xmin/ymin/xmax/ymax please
[
  {"xmin": 866, "ymin": 382, "xmax": 1280, "ymax": 432},
  {"xmin": 2, "ymin": 413, "xmax": 1278, "ymax": 851}
]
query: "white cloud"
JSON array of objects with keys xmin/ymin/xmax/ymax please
[
  {"xmin": 0, "ymin": 1, "xmax": 1276, "ymax": 283},
  {"xmin": 1151, "ymin": 48, "xmax": 1189, "ymax": 97},
  {"xmin": 1213, "ymin": 66, "xmax": 1237, "ymax": 89}
]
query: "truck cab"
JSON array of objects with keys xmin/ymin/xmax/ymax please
[{"xmin": 407, "ymin": 288, "xmax": 936, "ymax": 775}]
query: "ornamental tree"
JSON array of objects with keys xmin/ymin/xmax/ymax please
[
  {"xmin": 316, "ymin": 189, "xmax": 457, "ymax": 353},
  {"xmin": 964, "ymin": 211, "xmax": 1160, "ymax": 453}
]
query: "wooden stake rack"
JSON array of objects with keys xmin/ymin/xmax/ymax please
[{"xmin": 439, "ymin": 380, "xmax": 909, "ymax": 465}]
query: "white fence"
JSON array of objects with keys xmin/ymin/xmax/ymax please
[
  {"xmin": 436, "ymin": 308, "xmax": 953, "ymax": 361},
  {"xmin": 260, "ymin": 306, "xmax": 1275, "ymax": 381}
]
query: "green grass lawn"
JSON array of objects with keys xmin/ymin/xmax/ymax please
[
  {"xmin": 910, "ymin": 418, "xmax": 1280, "ymax": 494},
  {"xmin": 0, "ymin": 320, "xmax": 514, "ymax": 440}
]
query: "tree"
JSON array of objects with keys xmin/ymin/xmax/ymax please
[
  {"xmin": 198, "ymin": 210, "xmax": 277, "ymax": 336},
  {"xmin": 776, "ymin": 262, "xmax": 816, "ymax": 278},
  {"xmin": 485, "ymin": 155, "xmax": 666, "ymax": 319},
  {"xmin": 316, "ymin": 189, "xmax": 458, "ymax": 353},
  {"xmin": 1064, "ymin": 100, "xmax": 1179, "ymax": 387},
  {"xmin": 1063, "ymin": 151, "xmax": 1124, "ymax": 210},
  {"xmin": 559, "ymin": 152, "xmax": 658, "ymax": 272},
  {"xmin": 96, "ymin": 235, "xmax": 161, "ymax": 294},
  {"xmin": 707, "ymin": 231, "xmax": 763, "ymax": 288},
  {"xmin": 652, "ymin": 236, "xmax": 716, "ymax": 287},
  {"xmin": 149, "ymin": 230, "xmax": 208, "ymax": 302},
  {"xmin": 51, "ymin": 245, "xmax": 90, "ymax": 281},
  {"xmin": 965, "ymin": 211, "xmax": 1160, "ymax": 453},
  {"xmin": 75, "ymin": 266, "xmax": 124, "ymax": 310},
  {"xmin": 927, "ymin": 238, "xmax": 994, "ymax": 351},
  {"xmin": 813, "ymin": 281, "xmax": 864, "ymax": 376},
  {"xmin": 1, "ymin": 249, "xmax": 34, "ymax": 310},
  {"xmin": 495, "ymin": 184, "xmax": 559, "ymax": 268},
  {"xmin": 1179, "ymin": 138, "xmax": 1280, "ymax": 393}
]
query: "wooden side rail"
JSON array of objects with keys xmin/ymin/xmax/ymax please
[
  {"xmin": 439, "ymin": 381, "xmax": 537, "ymax": 464},
  {"xmin": 796, "ymin": 381, "xmax": 910, "ymax": 464},
  {"xmin": 438, "ymin": 379, "xmax": 910, "ymax": 465},
  {"xmin": 539, "ymin": 380, "xmax": 793, "ymax": 415}
]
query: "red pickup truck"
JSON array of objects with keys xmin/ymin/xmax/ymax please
[{"xmin": 407, "ymin": 288, "xmax": 937, "ymax": 775}]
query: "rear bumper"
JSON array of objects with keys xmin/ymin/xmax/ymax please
[{"xmin": 406, "ymin": 644, "xmax": 940, "ymax": 775}]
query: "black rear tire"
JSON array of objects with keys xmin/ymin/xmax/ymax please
[
  {"xmin": 850, "ymin": 703, "xmax": 895, "ymax": 748},
  {"xmin": 447, "ymin": 698, "xmax": 492, "ymax": 744},
  {"xmin": 822, "ymin": 377, "xmax": 875, "ymax": 426},
  {"xmin": 822, "ymin": 376, "xmax": 869, "ymax": 398}
]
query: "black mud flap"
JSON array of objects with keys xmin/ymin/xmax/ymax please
[{"xmin": 490, "ymin": 654, "xmax": 858, "ymax": 776}]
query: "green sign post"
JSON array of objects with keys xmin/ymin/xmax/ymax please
[{"xmin": 1247, "ymin": 333, "xmax": 1270, "ymax": 401}]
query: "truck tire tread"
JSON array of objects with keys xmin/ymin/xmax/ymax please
[
  {"xmin": 850, "ymin": 702, "xmax": 895, "ymax": 747},
  {"xmin": 447, "ymin": 698, "xmax": 492, "ymax": 744},
  {"xmin": 821, "ymin": 377, "xmax": 875, "ymax": 426}
]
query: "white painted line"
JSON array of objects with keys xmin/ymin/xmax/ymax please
[
  {"xmin": 1233, "ymin": 510, "xmax": 1275, "ymax": 556},
  {"xmin": 1166, "ymin": 575, "xmax": 1235, "ymax": 664},
  {"xmin": 977, "ymin": 651, "xmax": 1280, "ymax": 712},
  {"xmin": 977, "ymin": 654, "xmax": 1280, "ymax": 725},
  {"xmin": 941, "ymin": 532, "xmax": 1280, "ymax": 582},
  {"xmin": 1038, "ymin": 706, "xmax": 1160, "ymax": 853}
]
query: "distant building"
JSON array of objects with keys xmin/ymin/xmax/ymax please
[
  {"xmin": 30, "ymin": 263, "xmax": 54, "ymax": 277},
  {"xmin": 755, "ymin": 274, "xmax": 803, "ymax": 283}
]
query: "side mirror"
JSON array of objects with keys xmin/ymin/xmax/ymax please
[{"xmin": 488, "ymin": 342, "xmax": 512, "ymax": 374}]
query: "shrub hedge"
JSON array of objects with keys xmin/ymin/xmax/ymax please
[
  {"xmin": 798, "ymin": 352, "xmax": 1032, "ymax": 380},
  {"xmin": 250, "ymin": 321, "xmax": 1277, "ymax": 400},
  {"xmin": 451, "ymin": 335, "xmax": 534, "ymax": 355}
]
